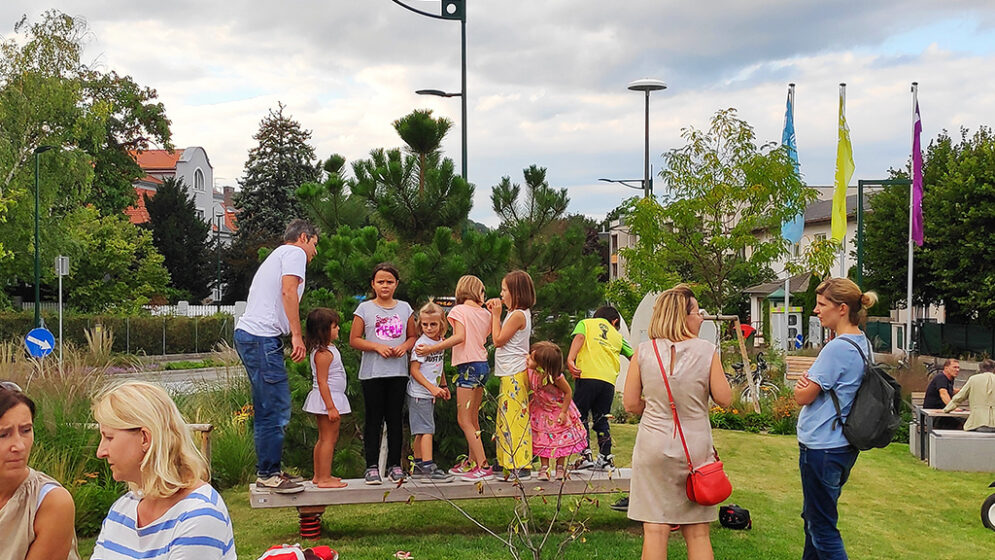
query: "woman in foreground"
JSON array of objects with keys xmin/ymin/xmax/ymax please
[{"xmin": 91, "ymin": 381, "xmax": 236, "ymax": 560}]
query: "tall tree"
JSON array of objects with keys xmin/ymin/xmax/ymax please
[
  {"xmin": 393, "ymin": 109, "xmax": 452, "ymax": 193},
  {"xmin": 296, "ymin": 154, "xmax": 368, "ymax": 232},
  {"xmin": 62, "ymin": 207, "xmax": 170, "ymax": 313},
  {"xmin": 142, "ymin": 177, "xmax": 212, "ymax": 301},
  {"xmin": 352, "ymin": 109, "xmax": 472, "ymax": 244},
  {"xmin": 491, "ymin": 165, "xmax": 569, "ymax": 269},
  {"xmin": 0, "ymin": 10, "xmax": 171, "ymax": 303},
  {"xmin": 234, "ymin": 102, "xmax": 318, "ymax": 242},
  {"xmin": 865, "ymin": 127, "xmax": 995, "ymax": 324},
  {"xmin": 620, "ymin": 108, "xmax": 816, "ymax": 314}
]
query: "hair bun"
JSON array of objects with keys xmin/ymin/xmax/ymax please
[{"xmin": 861, "ymin": 291, "xmax": 878, "ymax": 309}]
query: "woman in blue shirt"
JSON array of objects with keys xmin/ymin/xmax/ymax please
[{"xmin": 794, "ymin": 277, "xmax": 877, "ymax": 560}]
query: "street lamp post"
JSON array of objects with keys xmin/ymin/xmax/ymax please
[
  {"xmin": 627, "ymin": 79, "xmax": 667, "ymax": 199},
  {"xmin": 393, "ymin": 0, "xmax": 467, "ymax": 180},
  {"xmin": 214, "ymin": 212, "xmax": 223, "ymax": 312},
  {"xmin": 33, "ymin": 145, "xmax": 54, "ymax": 328}
]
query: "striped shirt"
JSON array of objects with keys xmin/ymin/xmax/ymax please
[{"xmin": 91, "ymin": 484, "xmax": 236, "ymax": 560}]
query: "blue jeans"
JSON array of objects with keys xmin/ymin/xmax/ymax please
[
  {"xmin": 235, "ymin": 329, "xmax": 290, "ymax": 478},
  {"xmin": 455, "ymin": 361, "xmax": 490, "ymax": 389},
  {"xmin": 799, "ymin": 443, "xmax": 859, "ymax": 560}
]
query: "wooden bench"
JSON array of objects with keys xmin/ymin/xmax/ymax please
[
  {"xmin": 929, "ymin": 429, "xmax": 995, "ymax": 472},
  {"xmin": 785, "ymin": 356, "xmax": 817, "ymax": 381},
  {"xmin": 250, "ymin": 468, "xmax": 631, "ymax": 538}
]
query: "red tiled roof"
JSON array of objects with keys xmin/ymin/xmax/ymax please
[
  {"xmin": 136, "ymin": 174, "xmax": 163, "ymax": 185},
  {"xmin": 126, "ymin": 186, "xmax": 156, "ymax": 224},
  {"xmin": 130, "ymin": 149, "xmax": 184, "ymax": 171}
]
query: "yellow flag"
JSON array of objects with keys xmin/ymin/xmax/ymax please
[{"xmin": 831, "ymin": 87, "xmax": 854, "ymax": 242}]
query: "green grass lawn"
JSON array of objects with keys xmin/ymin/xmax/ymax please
[{"xmin": 78, "ymin": 426, "xmax": 995, "ymax": 559}]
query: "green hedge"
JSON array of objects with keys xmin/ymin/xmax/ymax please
[{"xmin": 0, "ymin": 312, "xmax": 235, "ymax": 355}]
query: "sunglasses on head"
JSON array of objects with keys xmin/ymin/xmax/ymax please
[{"xmin": 0, "ymin": 381, "xmax": 24, "ymax": 392}]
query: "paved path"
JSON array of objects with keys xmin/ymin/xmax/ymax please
[{"xmin": 112, "ymin": 365, "xmax": 244, "ymax": 393}]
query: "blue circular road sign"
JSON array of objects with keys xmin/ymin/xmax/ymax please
[{"xmin": 25, "ymin": 327, "xmax": 55, "ymax": 358}]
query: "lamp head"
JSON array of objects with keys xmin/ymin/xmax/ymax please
[
  {"xmin": 627, "ymin": 78, "xmax": 667, "ymax": 92},
  {"xmin": 34, "ymin": 145, "xmax": 55, "ymax": 154}
]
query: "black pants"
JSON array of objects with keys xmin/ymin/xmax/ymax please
[
  {"xmin": 361, "ymin": 377, "xmax": 408, "ymax": 468},
  {"xmin": 573, "ymin": 378, "xmax": 615, "ymax": 457}
]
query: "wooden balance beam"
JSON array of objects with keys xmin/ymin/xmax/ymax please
[{"xmin": 250, "ymin": 468, "xmax": 632, "ymax": 539}]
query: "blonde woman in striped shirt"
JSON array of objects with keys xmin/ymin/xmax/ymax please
[{"xmin": 91, "ymin": 381, "xmax": 235, "ymax": 560}]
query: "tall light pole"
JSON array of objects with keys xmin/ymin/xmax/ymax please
[
  {"xmin": 627, "ymin": 78, "xmax": 667, "ymax": 199},
  {"xmin": 33, "ymin": 145, "xmax": 54, "ymax": 328},
  {"xmin": 214, "ymin": 212, "xmax": 223, "ymax": 312},
  {"xmin": 392, "ymin": 0, "xmax": 467, "ymax": 181}
]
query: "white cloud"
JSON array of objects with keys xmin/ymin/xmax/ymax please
[{"xmin": 3, "ymin": 1, "xmax": 994, "ymax": 226}]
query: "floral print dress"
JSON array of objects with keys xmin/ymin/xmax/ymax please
[{"xmin": 529, "ymin": 369, "xmax": 588, "ymax": 458}]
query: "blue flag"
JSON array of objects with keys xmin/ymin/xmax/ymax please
[{"xmin": 780, "ymin": 86, "xmax": 804, "ymax": 244}]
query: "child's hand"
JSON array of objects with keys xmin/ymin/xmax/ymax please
[
  {"xmin": 390, "ymin": 346, "xmax": 407, "ymax": 358},
  {"xmin": 557, "ymin": 410, "xmax": 568, "ymax": 425},
  {"xmin": 441, "ymin": 387, "xmax": 451, "ymax": 400},
  {"xmin": 431, "ymin": 386, "xmax": 447, "ymax": 399},
  {"xmin": 376, "ymin": 344, "xmax": 394, "ymax": 358},
  {"xmin": 327, "ymin": 408, "xmax": 340, "ymax": 422},
  {"xmin": 486, "ymin": 298, "xmax": 503, "ymax": 313},
  {"xmin": 414, "ymin": 344, "xmax": 433, "ymax": 356},
  {"xmin": 567, "ymin": 359, "xmax": 581, "ymax": 377}
]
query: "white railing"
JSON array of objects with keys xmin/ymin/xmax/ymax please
[{"xmin": 21, "ymin": 302, "xmax": 242, "ymax": 317}]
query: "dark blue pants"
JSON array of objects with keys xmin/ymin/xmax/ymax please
[
  {"xmin": 234, "ymin": 329, "xmax": 291, "ymax": 478},
  {"xmin": 799, "ymin": 443, "xmax": 859, "ymax": 560},
  {"xmin": 573, "ymin": 378, "xmax": 615, "ymax": 456}
]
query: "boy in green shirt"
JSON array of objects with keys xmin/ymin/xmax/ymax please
[{"xmin": 566, "ymin": 306, "xmax": 633, "ymax": 470}]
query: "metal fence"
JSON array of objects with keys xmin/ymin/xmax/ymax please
[
  {"xmin": 1, "ymin": 314, "xmax": 236, "ymax": 355},
  {"xmin": 918, "ymin": 321, "xmax": 995, "ymax": 357},
  {"xmin": 21, "ymin": 302, "xmax": 239, "ymax": 317}
]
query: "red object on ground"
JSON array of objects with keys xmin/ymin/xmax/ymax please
[{"xmin": 739, "ymin": 324, "xmax": 756, "ymax": 339}]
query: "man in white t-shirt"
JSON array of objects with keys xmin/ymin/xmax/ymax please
[{"xmin": 234, "ymin": 219, "xmax": 318, "ymax": 494}]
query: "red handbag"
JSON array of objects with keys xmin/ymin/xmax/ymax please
[{"xmin": 652, "ymin": 340, "xmax": 732, "ymax": 507}]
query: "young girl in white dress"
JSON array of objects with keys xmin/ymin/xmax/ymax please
[{"xmin": 302, "ymin": 307, "xmax": 351, "ymax": 488}]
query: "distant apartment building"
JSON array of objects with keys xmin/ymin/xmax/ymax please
[
  {"xmin": 606, "ymin": 218, "xmax": 638, "ymax": 281},
  {"xmin": 126, "ymin": 147, "xmax": 236, "ymax": 244}
]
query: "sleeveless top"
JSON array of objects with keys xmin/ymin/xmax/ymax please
[
  {"xmin": 309, "ymin": 345, "xmax": 347, "ymax": 394},
  {"xmin": 0, "ymin": 468, "xmax": 81, "ymax": 560},
  {"xmin": 494, "ymin": 309, "xmax": 532, "ymax": 377}
]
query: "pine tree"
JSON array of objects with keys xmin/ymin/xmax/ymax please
[
  {"xmin": 142, "ymin": 177, "xmax": 211, "ymax": 301},
  {"xmin": 234, "ymin": 102, "xmax": 318, "ymax": 241},
  {"xmin": 352, "ymin": 109, "xmax": 472, "ymax": 244}
]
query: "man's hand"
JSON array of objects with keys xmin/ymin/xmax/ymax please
[
  {"xmin": 795, "ymin": 371, "xmax": 812, "ymax": 390},
  {"xmin": 290, "ymin": 334, "xmax": 306, "ymax": 362}
]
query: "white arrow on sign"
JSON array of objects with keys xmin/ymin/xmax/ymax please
[{"xmin": 27, "ymin": 335, "xmax": 52, "ymax": 350}]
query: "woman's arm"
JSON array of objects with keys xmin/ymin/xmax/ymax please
[
  {"xmin": 709, "ymin": 353, "xmax": 732, "ymax": 408},
  {"xmin": 794, "ymin": 371, "xmax": 821, "ymax": 406},
  {"xmin": 622, "ymin": 348, "xmax": 645, "ymax": 415},
  {"xmin": 492, "ymin": 309, "xmax": 525, "ymax": 347},
  {"xmin": 26, "ymin": 486, "xmax": 76, "ymax": 560}
]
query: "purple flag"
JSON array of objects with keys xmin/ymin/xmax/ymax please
[{"xmin": 912, "ymin": 96, "xmax": 924, "ymax": 246}]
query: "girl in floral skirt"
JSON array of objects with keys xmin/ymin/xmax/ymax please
[{"xmin": 528, "ymin": 341, "xmax": 587, "ymax": 480}]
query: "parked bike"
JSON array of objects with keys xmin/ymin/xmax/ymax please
[{"xmin": 727, "ymin": 352, "xmax": 780, "ymax": 401}]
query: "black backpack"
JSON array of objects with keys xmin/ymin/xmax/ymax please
[{"xmin": 828, "ymin": 337, "xmax": 903, "ymax": 450}]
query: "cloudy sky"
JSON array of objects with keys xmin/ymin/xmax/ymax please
[{"xmin": 4, "ymin": 1, "xmax": 995, "ymax": 226}]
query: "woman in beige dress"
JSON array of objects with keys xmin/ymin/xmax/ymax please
[
  {"xmin": 0, "ymin": 382, "xmax": 80, "ymax": 560},
  {"xmin": 623, "ymin": 285, "xmax": 732, "ymax": 560}
]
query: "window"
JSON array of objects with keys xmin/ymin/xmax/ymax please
[
  {"xmin": 611, "ymin": 262, "xmax": 619, "ymax": 279},
  {"xmin": 195, "ymin": 209, "xmax": 204, "ymax": 220},
  {"xmin": 815, "ymin": 233, "xmax": 827, "ymax": 242},
  {"xmin": 194, "ymin": 168, "xmax": 205, "ymax": 191},
  {"xmin": 611, "ymin": 234, "xmax": 618, "ymax": 253}
]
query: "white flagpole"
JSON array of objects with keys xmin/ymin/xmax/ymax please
[
  {"xmin": 906, "ymin": 82, "xmax": 918, "ymax": 353},
  {"xmin": 838, "ymin": 83, "xmax": 847, "ymax": 279}
]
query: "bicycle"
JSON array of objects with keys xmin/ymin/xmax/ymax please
[{"xmin": 726, "ymin": 352, "xmax": 780, "ymax": 402}]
